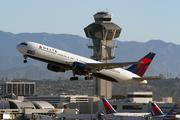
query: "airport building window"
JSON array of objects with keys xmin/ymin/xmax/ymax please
[
  {"xmin": 18, "ymin": 84, "xmax": 21, "ymax": 95},
  {"xmin": 30, "ymin": 84, "xmax": 34, "ymax": 95},
  {"xmin": 123, "ymin": 105, "xmax": 142, "ymax": 110},
  {"xmin": 8, "ymin": 84, "xmax": 11, "ymax": 93},
  {"xmin": 13, "ymin": 84, "xmax": 17, "ymax": 95},
  {"xmin": 112, "ymin": 105, "xmax": 117, "ymax": 110},
  {"xmin": 25, "ymin": 84, "xmax": 29, "ymax": 95},
  {"xmin": 1, "ymin": 82, "xmax": 35, "ymax": 96},
  {"xmin": 95, "ymin": 18, "xmax": 111, "ymax": 21},
  {"xmin": 127, "ymin": 95, "xmax": 152, "ymax": 98},
  {"xmin": 22, "ymin": 84, "xmax": 24, "ymax": 95}
]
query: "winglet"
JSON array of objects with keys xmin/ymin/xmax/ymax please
[{"xmin": 102, "ymin": 98, "xmax": 117, "ymax": 114}]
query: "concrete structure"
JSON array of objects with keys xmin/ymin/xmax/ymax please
[
  {"xmin": 25, "ymin": 95, "xmax": 65, "ymax": 108},
  {"xmin": 84, "ymin": 12, "xmax": 122, "ymax": 99},
  {"xmin": 58, "ymin": 92, "xmax": 178, "ymax": 114},
  {"xmin": 1, "ymin": 81, "xmax": 35, "ymax": 96},
  {"xmin": 58, "ymin": 96, "xmax": 100, "ymax": 114},
  {"xmin": 162, "ymin": 97, "xmax": 173, "ymax": 103},
  {"xmin": 127, "ymin": 92, "xmax": 153, "ymax": 103},
  {"xmin": 60, "ymin": 95, "xmax": 89, "ymax": 103},
  {"xmin": 25, "ymin": 95, "xmax": 89, "ymax": 108},
  {"xmin": 0, "ymin": 100, "xmax": 78, "ymax": 120},
  {"xmin": 30, "ymin": 101, "xmax": 55, "ymax": 109},
  {"xmin": 0, "ymin": 92, "xmax": 179, "ymax": 120}
]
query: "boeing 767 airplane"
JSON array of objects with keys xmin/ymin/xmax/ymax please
[{"xmin": 16, "ymin": 41, "xmax": 161, "ymax": 84}]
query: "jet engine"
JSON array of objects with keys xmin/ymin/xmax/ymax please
[
  {"xmin": 72, "ymin": 62, "xmax": 89, "ymax": 71},
  {"xmin": 47, "ymin": 64, "xmax": 65, "ymax": 72}
]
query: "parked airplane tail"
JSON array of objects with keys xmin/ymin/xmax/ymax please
[
  {"xmin": 126, "ymin": 52, "xmax": 155, "ymax": 77},
  {"xmin": 151, "ymin": 103, "xmax": 164, "ymax": 116},
  {"xmin": 102, "ymin": 98, "xmax": 117, "ymax": 114},
  {"xmin": 163, "ymin": 104, "xmax": 179, "ymax": 120},
  {"xmin": 150, "ymin": 110, "xmax": 155, "ymax": 116},
  {"xmin": 63, "ymin": 105, "xmax": 69, "ymax": 109},
  {"xmin": 101, "ymin": 110, "xmax": 106, "ymax": 115}
]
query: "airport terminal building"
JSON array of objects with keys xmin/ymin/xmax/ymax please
[{"xmin": 1, "ymin": 81, "xmax": 35, "ymax": 96}]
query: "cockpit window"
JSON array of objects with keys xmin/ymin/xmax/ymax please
[{"xmin": 20, "ymin": 42, "xmax": 27, "ymax": 46}]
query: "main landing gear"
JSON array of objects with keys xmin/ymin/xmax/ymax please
[
  {"xmin": 70, "ymin": 77, "xmax": 78, "ymax": 81},
  {"xmin": 70, "ymin": 72, "xmax": 79, "ymax": 81},
  {"xmin": 23, "ymin": 55, "xmax": 27, "ymax": 63},
  {"xmin": 70, "ymin": 76, "xmax": 93, "ymax": 81},
  {"xmin": 70, "ymin": 71, "xmax": 93, "ymax": 81},
  {"xmin": 85, "ymin": 76, "xmax": 93, "ymax": 80}
]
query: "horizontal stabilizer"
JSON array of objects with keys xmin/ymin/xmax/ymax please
[{"xmin": 133, "ymin": 77, "xmax": 163, "ymax": 81}]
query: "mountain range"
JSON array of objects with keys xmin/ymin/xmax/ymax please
[{"xmin": 0, "ymin": 30, "xmax": 180, "ymax": 80}]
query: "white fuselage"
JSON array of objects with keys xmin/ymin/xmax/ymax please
[
  {"xmin": 102, "ymin": 112, "xmax": 150, "ymax": 117},
  {"xmin": 16, "ymin": 41, "xmax": 147, "ymax": 84},
  {"xmin": 151, "ymin": 115, "xmax": 180, "ymax": 120},
  {"xmin": 103, "ymin": 113, "xmax": 180, "ymax": 119}
]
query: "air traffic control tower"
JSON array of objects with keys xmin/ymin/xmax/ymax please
[{"xmin": 84, "ymin": 12, "xmax": 122, "ymax": 99}]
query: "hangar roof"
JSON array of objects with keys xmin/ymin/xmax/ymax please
[
  {"xmin": 9, "ymin": 100, "xmax": 35, "ymax": 109},
  {"xmin": 30, "ymin": 101, "xmax": 55, "ymax": 109},
  {"xmin": 0, "ymin": 100, "xmax": 10, "ymax": 109}
]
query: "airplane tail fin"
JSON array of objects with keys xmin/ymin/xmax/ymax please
[
  {"xmin": 164, "ymin": 104, "xmax": 179, "ymax": 119},
  {"xmin": 63, "ymin": 105, "xmax": 69, "ymax": 109},
  {"xmin": 151, "ymin": 103, "xmax": 164, "ymax": 116},
  {"xmin": 102, "ymin": 98, "xmax": 117, "ymax": 114},
  {"xmin": 101, "ymin": 110, "xmax": 106, "ymax": 115},
  {"xmin": 150, "ymin": 110, "xmax": 155, "ymax": 116},
  {"xmin": 126, "ymin": 52, "xmax": 155, "ymax": 77}
]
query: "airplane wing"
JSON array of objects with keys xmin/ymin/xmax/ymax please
[
  {"xmin": 86, "ymin": 61, "xmax": 143, "ymax": 71},
  {"xmin": 133, "ymin": 77, "xmax": 163, "ymax": 81}
]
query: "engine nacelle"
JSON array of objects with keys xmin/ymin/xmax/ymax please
[
  {"xmin": 72, "ymin": 62, "xmax": 89, "ymax": 71},
  {"xmin": 47, "ymin": 64, "xmax": 65, "ymax": 72}
]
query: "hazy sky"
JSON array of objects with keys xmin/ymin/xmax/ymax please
[{"xmin": 1, "ymin": 1, "xmax": 180, "ymax": 44}]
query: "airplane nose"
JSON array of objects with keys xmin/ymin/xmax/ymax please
[
  {"xmin": 16, "ymin": 44, "xmax": 21, "ymax": 51},
  {"xmin": 16, "ymin": 44, "xmax": 26, "ymax": 54}
]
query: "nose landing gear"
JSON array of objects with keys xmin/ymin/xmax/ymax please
[
  {"xmin": 70, "ymin": 77, "xmax": 79, "ymax": 81},
  {"xmin": 23, "ymin": 55, "xmax": 27, "ymax": 63},
  {"xmin": 23, "ymin": 60, "xmax": 27, "ymax": 63}
]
